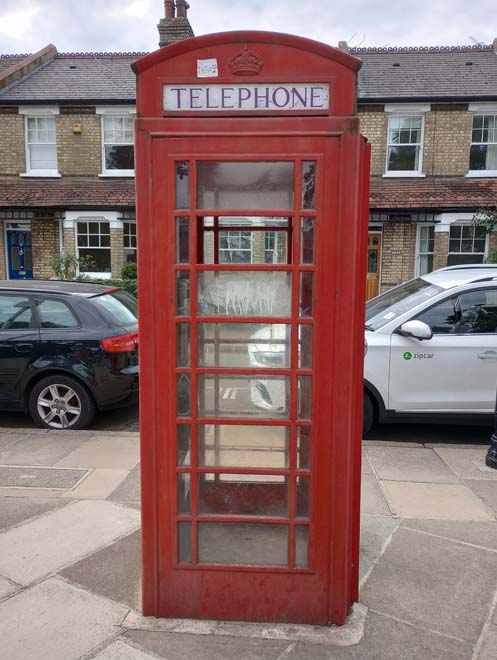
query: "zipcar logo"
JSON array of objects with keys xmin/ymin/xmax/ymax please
[{"xmin": 403, "ymin": 351, "xmax": 434, "ymax": 361}]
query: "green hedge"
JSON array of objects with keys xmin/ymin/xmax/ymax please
[{"xmin": 77, "ymin": 277, "xmax": 137, "ymax": 298}]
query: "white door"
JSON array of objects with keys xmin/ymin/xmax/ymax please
[{"xmin": 388, "ymin": 287, "xmax": 497, "ymax": 412}]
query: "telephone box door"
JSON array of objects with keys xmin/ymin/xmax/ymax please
[{"xmin": 145, "ymin": 132, "xmax": 352, "ymax": 625}]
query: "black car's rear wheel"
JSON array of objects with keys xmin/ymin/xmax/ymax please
[
  {"xmin": 28, "ymin": 376, "xmax": 96, "ymax": 430},
  {"xmin": 363, "ymin": 391, "xmax": 374, "ymax": 436}
]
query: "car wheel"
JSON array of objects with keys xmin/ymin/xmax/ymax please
[
  {"xmin": 28, "ymin": 375, "xmax": 96, "ymax": 430},
  {"xmin": 363, "ymin": 391, "xmax": 374, "ymax": 436}
]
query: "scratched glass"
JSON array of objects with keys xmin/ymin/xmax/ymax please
[
  {"xmin": 177, "ymin": 522, "xmax": 191, "ymax": 563},
  {"xmin": 175, "ymin": 161, "xmax": 189, "ymax": 209},
  {"xmin": 176, "ymin": 271, "xmax": 190, "ymax": 316},
  {"xmin": 301, "ymin": 161, "xmax": 316, "ymax": 209},
  {"xmin": 198, "ymin": 473, "xmax": 288, "ymax": 517},
  {"xmin": 176, "ymin": 323, "xmax": 190, "ymax": 367},
  {"xmin": 175, "ymin": 217, "xmax": 190, "ymax": 263},
  {"xmin": 197, "ymin": 162, "xmax": 294, "ymax": 210},
  {"xmin": 198, "ymin": 323, "xmax": 291, "ymax": 368},
  {"xmin": 198, "ymin": 271, "xmax": 292, "ymax": 317},
  {"xmin": 295, "ymin": 526, "xmax": 309, "ymax": 568},
  {"xmin": 198, "ymin": 522, "xmax": 288, "ymax": 566},
  {"xmin": 198, "ymin": 375, "xmax": 290, "ymax": 419}
]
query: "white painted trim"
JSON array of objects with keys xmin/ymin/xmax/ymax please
[
  {"xmin": 110, "ymin": 219, "xmax": 123, "ymax": 230},
  {"xmin": 20, "ymin": 172, "xmax": 61, "ymax": 178},
  {"xmin": 468, "ymin": 103, "xmax": 497, "ymax": 112},
  {"xmin": 384, "ymin": 113, "xmax": 426, "ymax": 176},
  {"xmin": 23, "ymin": 114, "xmax": 59, "ymax": 176},
  {"xmin": 466, "ymin": 170, "xmax": 497, "ymax": 178},
  {"xmin": 79, "ymin": 272, "xmax": 112, "ymax": 280},
  {"xmin": 384, "ymin": 103, "xmax": 430, "ymax": 113},
  {"xmin": 435, "ymin": 212, "xmax": 474, "ymax": 224},
  {"xmin": 65, "ymin": 211, "xmax": 119, "ymax": 223},
  {"xmin": 99, "ymin": 113, "xmax": 135, "ymax": 177},
  {"xmin": 63, "ymin": 219, "xmax": 75, "ymax": 229},
  {"xmin": 415, "ymin": 223, "xmax": 436, "ymax": 276},
  {"xmin": 18, "ymin": 106, "xmax": 60, "ymax": 116},
  {"xmin": 382, "ymin": 172, "xmax": 426, "ymax": 178},
  {"xmin": 95, "ymin": 106, "xmax": 136, "ymax": 115},
  {"xmin": 98, "ymin": 172, "xmax": 135, "ymax": 178}
]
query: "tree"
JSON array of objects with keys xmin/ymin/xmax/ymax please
[{"xmin": 472, "ymin": 208, "xmax": 497, "ymax": 264}]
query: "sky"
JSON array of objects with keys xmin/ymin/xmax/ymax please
[{"xmin": 0, "ymin": 0, "xmax": 495, "ymax": 55}]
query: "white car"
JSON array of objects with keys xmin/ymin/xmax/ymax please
[{"xmin": 364, "ymin": 265, "xmax": 497, "ymax": 434}]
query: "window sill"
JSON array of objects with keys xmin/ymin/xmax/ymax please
[
  {"xmin": 99, "ymin": 172, "xmax": 135, "ymax": 178},
  {"xmin": 382, "ymin": 172, "xmax": 426, "ymax": 178},
  {"xmin": 465, "ymin": 171, "xmax": 497, "ymax": 178},
  {"xmin": 20, "ymin": 172, "xmax": 61, "ymax": 178},
  {"xmin": 79, "ymin": 272, "xmax": 112, "ymax": 280}
]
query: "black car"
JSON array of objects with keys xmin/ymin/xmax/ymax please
[{"xmin": 0, "ymin": 280, "xmax": 138, "ymax": 430}]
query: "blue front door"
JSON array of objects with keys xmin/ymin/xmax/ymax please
[{"xmin": 7, "ymin": 230, "xmax": 33, "ymax": 279}]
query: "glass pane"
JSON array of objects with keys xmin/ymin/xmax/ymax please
[
  {"xmin": 299, "ymin": 272, "xmax": 314, "ymax": 317},
  {"xmin": 456, "ymin": 289, "xmax": 497, "ymax": 334},
  {"xmin": 387, "ymin": 145, "xmax": 418, "ymax": 171},
  {"xmin": 198, "ymin": 473, "xmax": 288, "ymax": 516},
  {"xmin": 0, "ymin": 296, "xmax": 32, "ymax": 330},
  {"xmin": 176, "ymin": 217, "xmax": 190, "ymax": 263},
  {"xmin": 300, "ymin": 217, "xmax": 315, "ymax": 264},
  {"xmin": 215, "ymin": 216, "xmax": 290, "ymax": 228},
  {"xmin": 10, "ymin": 248, "xmax": 20, "ymax": 270},
  {"xmin": 23, "ymin": 246, "xmax": 33, "ymax": 270},
  {"xmin": 177, "ymin": 424, "xmax": 191, "ymax": 465},
  {"xmin": 197, "ymin": 162, "xmax": 294, "ymax": 210},
  {"xmin": 178, "ymin": 522, "xmax": 191, "ymax": 563},
  {"xmin": 296, "ymin": 476, "xmax": 310, "ymax": 519},
  {"xmin": 177, "ymin": 473, "xmax": 191, "ymax": 514},
  {"xmin": 368, "ymin": 249, "xmax": 378, "ymax": 274},
  {"xmin": 176, "ymin": 271, "xmax": 190, "ymax": 315},
  {"xmin": 298, "ymin": 376, "xmax": 312, "ymax": 420},
  {"xmin": 301, "ymin": 161, "xmax": 316, "ymax": 209},
  {"xmin": 104, "ymin": 145, "xmax": 134, "ymax": 170},
  {"xmin": 198, "ymin": 375, "xmax": 290, "ymax": 419},
  {"xmin": 37, "ymin": 299, "xmax": 78, "ymax": 329},
  {"xmin": 198, "ymin": 522, "xmax": 288, "ymax": 566},
  {"xmin": 176, "ymin": 323, "xmax": 190, "ymax": 367},
  {"xmin": 297, "ymin": 427, "xmax": 311, "ymax": 469},
  {"xmin": 177, "ymin": 374, "xmax": 191, "ymax": 417},
  {"xmin": 175, "ymin": 161, "xmax": 190, "ymax": 209},
  {"xmin": 419, "ymin": 253, "xmax": 433, "ymax": 276},
  {"xmin": 198, "ymin": 323, "xmax": 291, "ymax": 368},
  {"xmin": 78, "ymin": 249, "xmax": 111, "ymax": 273},
  {"xmin": 298, "ymin": 325, "xmax": 313, "ymax": 369},
  {"xmin": 198, "ymin": 424, "xmax": 290, "ymax": 469},
  {"xmin": 198, "ymin": 271, "xmax": 292, "ymax": 317},
  {"xmin": 30, "ymin": 144, "xmax": 57, "ymax": 170},
  {"xmin": 295, "ymin": 526, "xmax": 309, "ymax": 568}
]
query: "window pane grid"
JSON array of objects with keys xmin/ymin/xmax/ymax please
[
  {"xmin": 448, "ymin": 225, "xmax": 486, "ymax": 264},
  {"xmin": 387, "ymin": 114, "xmax": 423, "ymax": 172},
  {"xmin": 123, "ymin": 222, "xmax": 137, "ymax": 249},
  {"xmin": 76, "ymin": 222, "xmax": 111, "ymax": 248},
  {"xmin": 470, "ymin": 114, "xmax": 497, "ymax": 171}
]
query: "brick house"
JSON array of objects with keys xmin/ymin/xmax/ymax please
[{"xmin": 0, "ymin": 4, "xmax": 496, "ymax": 292}]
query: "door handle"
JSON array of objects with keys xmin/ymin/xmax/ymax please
[
  {"xmin": 14, "ymin": 343, "xmax": 34, "ymax": 353},
  {"xmin": 477, "ymin": 350, "xmax": 497, "ymax": 359}
]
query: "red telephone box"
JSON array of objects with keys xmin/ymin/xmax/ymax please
[{"xmin": 133, "ymin": 31, "xmax": 370, "ymax": 626}]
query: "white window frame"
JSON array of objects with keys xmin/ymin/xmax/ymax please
[
  {"xmin": 96, "ymin": 106, "xmax": 135, "ymax": 177},
  {"xmin": 65, "ymin": 211, "xmax": 120, "ymax": 279},
  {"xmin": 219, "ymin": 230, "xmax": 253, "ymax": 263},
  {"xmin": 415, "ymin": 224, "xmax": 435, "ymax": 276},
  {"xmin": 18, "ymin": 106, "xmax": 60, "ymax": 178},
  {"xmin": 383, "ymin": 104, "xmax": 429, "ymax": 178},
  {"xmin": 466, "ymin": 104, "xmax": 497, "ymax": 177},
  {"xmin": 447, "ymin": 222, "xmax": 488, "ymax": 267},
  {"xmin": 123, "ymin": 221, "xmax": 137, "ymax": 262}
]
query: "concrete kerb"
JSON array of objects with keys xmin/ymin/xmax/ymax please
[
  {"xmin": 122, "ymin": 604, "xmax": 368, "ymax": 647},
  {"xmin": 0, "ymin": 427, "xmax": 140, "ymax": 438}
]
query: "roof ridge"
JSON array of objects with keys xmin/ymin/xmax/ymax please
[
  {"xmin": 352, "ymin": 44, "xmax": 494, "ymax": 53},
  {"xmin": 57, "ymin": 51, "xmax": 150, "ymax": 58}
]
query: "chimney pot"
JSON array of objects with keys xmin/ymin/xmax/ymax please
[
  {"xmin": 176, "ymin": 0, "xmax": 189, "ymax": 18},
  {"xmin": 165, "ymin": 0, "xmax": 175, "ymax": 19},
  {"xmin": 338, "ymin": 40, "xmax": 349, "ymax": 53}
]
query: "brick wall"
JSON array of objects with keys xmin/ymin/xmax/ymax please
[
  {"xmin": 110, "ymin": 227, "xmax": 124, "ymax": 278},
  {"xmin": 32, "ymin": 220, "xmax": 60, "ymax": 278},
  {"xmin": 0, "ymin": 110, "xmax": 25, "ymax": 174},
  {"xmin": 57, "ymin": 110, "xmax": 101, "ymax": 176},
  {"xmin": 63, "ymin": 225, "xmax": 76, "ymax": 258},
  {"xmin": 358, "ymin": 109, "xmax": 388, "ymax": 177},
  {"xmin": 379, "ymin": 222, "xmax": 417, "ymax": 291},
  {"xmin": 433, "ymin": 232, "xmax": 449, "ymax": 270}
]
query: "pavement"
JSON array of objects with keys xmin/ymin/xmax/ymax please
[{"xmin": 0, "ymin": 426, "xmax": 496, "ymax": 659}]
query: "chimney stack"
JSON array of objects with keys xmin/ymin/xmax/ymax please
[{"xmin": 158, "ymin": 0, "xmax": 194, "ymax": 48}]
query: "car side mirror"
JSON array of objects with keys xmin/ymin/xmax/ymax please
[{"xmin": 397, "ymin": 320, "xmax": 433, "ymax": 340}]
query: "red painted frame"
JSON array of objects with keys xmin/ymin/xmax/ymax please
[{"xmin": 134, "ymin": 32, "xmax": 369, "ymax": 626}]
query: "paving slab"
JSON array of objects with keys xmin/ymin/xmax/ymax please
[
  {"xmin": 478, "ymin": 624, "xmax": 497, "ymax": 659},
  {"xmin": 0, "ymin": 432, "xmax": 29, "ymax": 449},
  {"xmin": 359, "ymin": 514, "xmax": 400, "ymax": 584},
  {"xmin": 93, "ymin": 639, "xmax": 160, "ymax": 660},
  {"xmin": 435, "ymin": 447, "xmax": 497, "ymax": 481},
  {"xmin": 0, "ymin": 576, "xmax": 18, "ymax": 600},
  {"xmin": 0, "ymin": 433, "xmax": 87, "ymax": 466},
  {"xmin": 0, "ymin": 465, "xmax": 89, "ymax": 489},
  {"xmin": 402, "ymin": 519, "xmax": 497, "ymax": 551},
  {"xmin": 286, "ymin": 612, "xmax": 473, "ymax": 660},
  {"xmin": 361, "ymin": 527, "xmax": 497, "ymax": 643},
  {"xmin": 360, "ymin": 474, "xmax": 392, "ymax": 516},
  {"xmin": 0, "ymin": 500, "xmax": 140, "ymax": 585},
  {"xmin": 466, "ymin": 479, "xmax": 497, "ymax": 517},
  {"xmin": 60, "ymin": 529, "xmax": 141, "ymax": 610},
  {"xmin": 0, "ymin": 496, "xmax": 71, "ymax": 531},
  {"xmin": 125, "ymin": 630, "xmax": 302, "ymax": 660},
  {"xmin": 0, "ymin": 577, "xmax": 128, "ymax": 660},
  {"xmin": 56, "ymin": 435, "xmax": 140, "ymax": 469},
  {"xmin": 381, "ymin": 481, "xmax": 493, "ymax": 520},
  {"xmin": 67, "ymin": 468, "xmax": 130, "ymax": 500},
  {"xmin": 366, "ymin": 446, "xmax": 460, "ymax": 483},
  {"xmin": 109, "ymin": 464, "xmax": 141, "ymax": 502},
  {"xmin": 361, "ymin": 451, "xmax": 373, "ymax": 475}
]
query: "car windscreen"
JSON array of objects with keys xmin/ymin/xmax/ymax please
[
  {"xmin": 91, "ymin": 290, "xmax": 137, "ymax": 326},
  {"xmin": 365, "ymin": 278, "xmax": 443, "ymax": 331}
]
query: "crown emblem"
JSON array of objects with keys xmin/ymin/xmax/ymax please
[{"xmin": 229, "ymin": 46, "xmax": 263, "ymax": 75}]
